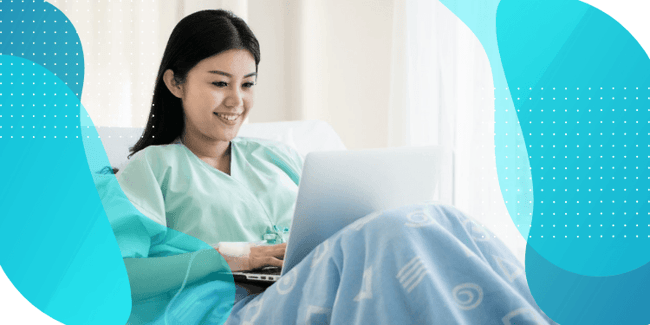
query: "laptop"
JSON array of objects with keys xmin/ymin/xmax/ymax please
[{"xmin": 229, "ymin": 145, "xmax": 452, "ymax": 286}]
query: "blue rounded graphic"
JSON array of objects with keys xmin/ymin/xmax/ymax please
[
  {"xmin": 0, "ymin": 1, "xmax": 236, "ymax": 323},
  {"xmin": 497, "ymin": 0, "xmax": 650, "ymax": 277},
  {"xmin": 526, "ymin": 244, "xmax": 650, "ymax": 324},
  {"xmin": 495, "ymin": 0, "xmax": 650, "ymax": 323},
  {"xmin": 0, "ymin": 0, "xmax": 85, "ymax": 99},
  {"xmin": 440, "ymin": 0, "xmax": 650, "ymax": 322},
  {"xmin": 0, "ymin": 54, "xmax": 132, "ymax": 324}
]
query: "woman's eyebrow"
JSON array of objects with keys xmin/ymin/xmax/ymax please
[{"xmin": 208, "ymin": 70, "xmax": 257, "ymax": 78}]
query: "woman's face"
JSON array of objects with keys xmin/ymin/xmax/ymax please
[{"xmin": 167, "ymin": 49, "xmax": 257, "ymax": 144}]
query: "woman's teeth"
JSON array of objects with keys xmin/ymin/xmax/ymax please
[{"xmin": 214, "ymin": 113, "xmax": 239, "ymax": 121}]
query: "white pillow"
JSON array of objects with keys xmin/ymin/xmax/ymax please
[
  {"xmin": 237, "ymin": 120, "xmax": 346, "ymax": 158},
  {"xmin": 96, "ymin": 120, "xmax": 346, "ymax": 171}
]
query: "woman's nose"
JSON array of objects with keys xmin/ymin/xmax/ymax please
[{"xmin": 225, "ymin": 88, "xmax": 244, "ymax": 108}]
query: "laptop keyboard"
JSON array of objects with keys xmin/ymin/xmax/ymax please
[{"xmin": 241, "ymin": 266, "xmax": 282, "ymax": 275}]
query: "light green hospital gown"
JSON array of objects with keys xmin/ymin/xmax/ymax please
[
  {"xmin": 112, "ymin": 137, "xmax": 302, "ymax": 324},
  {"xmin": 116, "ymin": 136, "xmax": 303, "ymax": 256}
]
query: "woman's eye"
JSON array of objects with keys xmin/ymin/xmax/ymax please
[
  {"xmin": 212, "ymin": 81, "xmax": 228, "ymax": 87},
  {"xmin": 243, "ymin": 82, "xmax": 256, "ymax": 88}
]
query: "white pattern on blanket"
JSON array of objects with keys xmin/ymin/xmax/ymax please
[{"xmin": 154, "ymin": 204, "xmax": 556, "ymax": 325}]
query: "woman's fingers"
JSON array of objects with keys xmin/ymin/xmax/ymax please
[
  {"xmin": 247, "ymin": 244, "xmax": 287, "ymax": 269},
  {"xmin": 264, "ymin": 256, "xmax": 284, "ymax": 268},
  {"xmin": 271, "ymin": 243, "xmax": 287, "ymax": 258},
  {"xmin": 252, "ymin": 244, "xmax": 286, "ymax": 258},
  {"xmin": 249, "ymin": 255, "xmax": 283, "ymax": 269}
]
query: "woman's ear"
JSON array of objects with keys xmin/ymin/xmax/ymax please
[{"xmin": 163, "ymin": 69, "xmax": 183, "ymax": 98}]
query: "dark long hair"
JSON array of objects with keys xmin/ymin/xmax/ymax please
[{"xmin": 127, "ymin": 9, "xmax": 260, "ymax": 159}]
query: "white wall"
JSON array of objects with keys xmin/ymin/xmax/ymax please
[
  {"xmin": 49, "ymin": 0, "xmax": 395, "ymax": 150},
  {"xmin": 246, "ymin": 0, "xmax": 295, "ymax": 123},
  {"xmin": 247, "ymin": 0, "xmax": 395, "ymax": 149},
  {"xmin": 298, "ymin": 0, "xmax": 394, "ymax": 149}
]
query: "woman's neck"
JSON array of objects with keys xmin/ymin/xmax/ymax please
[{"xmin": 180, "ymin": 131, "xmax": 231, "ymax": 163}]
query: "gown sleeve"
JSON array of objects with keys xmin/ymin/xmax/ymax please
[
  {"xmin": 286, "ymin": 145, "xmax": 304, "ymax": 182},
  {"xmin": 116, "ymin": 149, "xmax": 168, "ymax": 227},
  {"xmin": 266, "ymin": 142, "xmax": 304, "ymax": 186},
  {"xmin": 97, "ymin": 148, "xmax": 169, "ymax": 259}
]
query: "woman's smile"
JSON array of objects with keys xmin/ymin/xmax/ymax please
[{"xmin": 214, "ymin": 112, "xmax": 242, "ymax": 125}]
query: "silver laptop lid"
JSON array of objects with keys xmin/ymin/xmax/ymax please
[{"xmin": 281, "ymin": 145, "xmax": 453, "ymax": 275}]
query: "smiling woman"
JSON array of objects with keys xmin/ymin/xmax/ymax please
[
  {"xmin": 108, "ymin": 10, "xmax": 306, "ymax": 324},
  {"xmin": 163, "ymin": 49, "xmax": 258, "ymax": 174},
  {"xmin": 127, "ymin": 9, "xmax": 260, "ymax": 160}
]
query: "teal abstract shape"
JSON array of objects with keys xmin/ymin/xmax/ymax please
[
  {"xmin": 82, "ymin": 90, "xmax": 236, "ymax": 323},
  {"xmin": 0, "ymin": 0, "xmax": 85, "ymax": 99},
  {"xmin": 2, "ymin": 1, "xmax": 237, "ymax": 322},
  {"xmin": 440, "ymin": 0, "xmax": 650, "ymax": 322},
  {"xmin": 496, "ymin": 0, "xmax": 650, "ymax": 323},
  {"xmin": 526, "ymin": 244, "xmax": 650, "ymax": 324},
  {"xmin": 440, "ymin": 0, "xmax": 535, "ymax": 241},
  {"xmin": 0, "ymin": 53, "xmax": 237, "ymax": 324},
  {"xmin": 497, "ymin": 0, "xmax": 650, "ymax": 277},
  {"xmin": 0, "ymin": 55, "xmax": 131, "ymax": 324}
]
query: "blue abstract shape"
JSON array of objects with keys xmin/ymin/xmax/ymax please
[
  {"xmin": 0, "ymin": 53, "xmax": 236, "ymax": 325},
  {"xmin": 496, "ymin": 0, "xmax": 650, "ymax": 323},
  {"xmin": 526, "ymin": 244, "xmax": 650, "ymax": 324},
  {"xmin": 0, "ymin": 0, "xmax": 85, "ymax": 100},
  {"xmin": 0, "ymin": 54, "xmax": 132, "ymax": 324},
  {"xmin": 1, "ymin": 1, "xmax": 236, "ymax": 323},
  {"xmin": 440, "ymin": 0, "xmax": 650, "ymax": 322},
  {"xmin": 497, "ymin": 0, "xmax": 650, "ymax": 277},
  {"xmin": 440, "ymin": 0, "xmax": 535, "ymax": 241}
]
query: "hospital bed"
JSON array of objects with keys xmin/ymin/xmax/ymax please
[
  {"xmin": 96, "ymin": 119, "xmax": 454, "ymax": 205},
  {"xmin": 96, "ymin": 120, "xmax": 346, "ymax": 172},
  {"xmin": 92, "ymin": 120, "xmax": 554, "ymax": 325}
]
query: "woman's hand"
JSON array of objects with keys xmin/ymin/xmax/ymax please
[
  {"xmin": 248, "ymin": 243, "xmax": 286, "ymax": 270},
  {"xmin": 215, "ymin": 242, "xmax": 286, "ymax": 271}
]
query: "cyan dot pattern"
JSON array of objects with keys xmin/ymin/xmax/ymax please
[
  {"xmin": 0, "ymin": 1, "xmax": 125, "ymax": 324},
  {"xmin": 1, "ymin": 2, "xmax": 237, "ymax": 324},
  {"xmin": 440, "ymin": 0, "xmax": 537, "ymax": 242},
  {"xmin": 498, "ymin": 0, "xmax": 650, "ymax": 277},
  {"xmin": 0, "ymin": 54, "xmax": 132, "ymax": 325},
  {"xmin": 438, "ymin": 0, "xmax": 650, "ymax": 323},
  {"xmin": 0, "ymin": 0, "xmax": 84, "ymax": 100},
  {"xmin": 495, "ymin": 0, "xmax": 650, "ymax": 324}
]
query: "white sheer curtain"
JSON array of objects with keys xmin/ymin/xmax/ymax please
[{"xmin": 390, "ymin": 0, "xmax": 526, "ymax": 262}]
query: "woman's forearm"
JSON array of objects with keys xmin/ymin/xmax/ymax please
[
  {"xmin": 124, "ymin": 244, "xmax": 277, "ymax": 301},
  {"xmin": 124, "ymin": 249, "xmax": 228, "ymax": 302},
  {"xmin": 216, "ymin": 248, "xmax": 250, "ymax": 272}
]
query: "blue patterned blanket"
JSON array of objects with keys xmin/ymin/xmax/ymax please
[{"xmin": 152, "ymin": 204, "xmax": 555, "ymax": 325}]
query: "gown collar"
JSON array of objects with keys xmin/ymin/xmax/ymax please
[{"xmin": 174, "ymin": 137, "xmax": 237, "ymax": 178}]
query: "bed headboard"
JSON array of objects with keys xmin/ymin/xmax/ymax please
[
  {"xmin": 95, "ymin": 120, "xmax": 347, "ymax": 171},
  {"xmin": 95, "ymin": 120, "xmax": 454, "ymax": 205}
]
